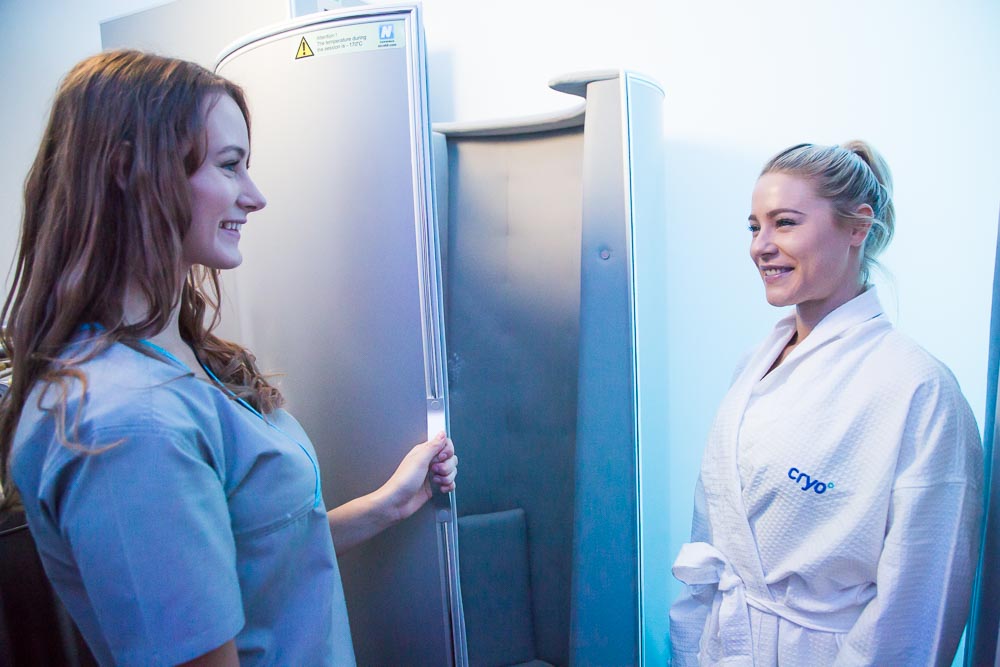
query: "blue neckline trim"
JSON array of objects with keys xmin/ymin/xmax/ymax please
[
  {"xmin": 80, "ymin": 323, "xmax": 322, "ymax": 506},
  {"xmin": 138, "ymin": 338, "xmax": 323, "ymax": 507}
]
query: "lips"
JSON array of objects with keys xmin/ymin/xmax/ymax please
[
  {"xmin": 760, "ymin": 265, "xmax": 792, "ymax": 283},
  {"xmin": 220, "ymin": 221, "xmax": 244, "ymax": 232}
]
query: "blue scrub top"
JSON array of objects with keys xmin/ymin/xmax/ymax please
[{"xmin": 12, "ymin": 338, "xmax": 356, "ymax": 666}]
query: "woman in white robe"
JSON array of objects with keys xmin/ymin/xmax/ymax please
[{"xmin": 669, "ymin": 141, "xmax": 983, "ymax": 666}]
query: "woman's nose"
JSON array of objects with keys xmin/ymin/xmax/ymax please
[
  {"xmin": 240, "ymin": 175, "xmax": 267, "ymax": 212},
  {"xmin": 750, "ymin": 228, "xmax": 776, "ymax": 260}
]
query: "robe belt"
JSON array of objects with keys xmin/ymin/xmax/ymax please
[{"xmin": 673, "ymin": 542, "xmax": 859, "ymax": 664}]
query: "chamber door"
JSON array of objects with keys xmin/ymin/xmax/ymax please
[{"xmin": 217, "ymin": 6, "xmax": 464, "ymax": 665}]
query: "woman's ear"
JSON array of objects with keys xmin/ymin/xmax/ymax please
[
  {"xmin": 112, "ymin": 141, "xmax": 133, "ymax": 191},
  {"xmin": 849, "ymin": 203, "xmax": 875, "ymax": 247}
]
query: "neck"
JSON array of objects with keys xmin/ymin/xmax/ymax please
[
  {"xmin": 794, "ymin": 282, "xmax": 866, "ymax": 342},
  {"xmin": 122, "ymin": 270, "xmax": 188, "ymax": 353},
  {"xmin": 122, "ymin": 276, "xmax": 212, "ymax": 380}
]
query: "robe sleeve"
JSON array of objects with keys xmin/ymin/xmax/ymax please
[
  {"xmin": 834, "ymin": 372, "xmax": 983, "ymax": 666},
  {"xmin": 669, "ymin": 475, "xmax": 714, "ymax": 666}
]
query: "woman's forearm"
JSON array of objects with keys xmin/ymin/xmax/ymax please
[
  {"xmin": 327, "ymin": 488, "xmax": 397, "ymax": 556},
  {"xmin": 326, "ymin": 433, "xmax": 455, "ymax": 555}
]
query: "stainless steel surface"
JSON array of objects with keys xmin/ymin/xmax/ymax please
[
  {"xmin": 216, "ymin": 7, "xmax": 463, "ymax": 665},
  {"xmin": 561, "ymin": 72, "xmax": 668, "ymax": 667},
  {"xmin": 622, "ymin": 72, "xmax": 670, "ymax": 667},
  {"xmin": 569, "ymin": 76, "xmax": 641, "ymax": 666}
]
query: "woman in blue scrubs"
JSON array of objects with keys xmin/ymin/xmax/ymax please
[{"xmin": 0, "ymin": 50, "xmax": 457, "ymax": 666}]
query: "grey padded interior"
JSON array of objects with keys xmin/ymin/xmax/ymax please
[
  {"xmin": 442, "ymin": 127, "xmax": 584, "ymax": 667},
  {"xmin": 458, "ymin": 509, "xmax": 540, "ymax": 667}
]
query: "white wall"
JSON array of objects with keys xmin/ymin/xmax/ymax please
[
  {"xmin": 0, "ymin": 0, "xmax": 166, "ymax": 275},
  {"xmin": 1, "ymin": 0, "xmax": 997, "ymax": 659}
]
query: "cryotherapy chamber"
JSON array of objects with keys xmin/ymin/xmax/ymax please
[
  {"xmin": 214, "ymin": 4, "xmax": 670, "ymax": 666},
  {"xmin": 435, "ymin": 72, "xmax": 670, "ymax": 667}
]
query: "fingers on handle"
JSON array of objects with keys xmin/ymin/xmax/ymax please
[{"xmin": 435, "ymin": 436, "xmax": 454, "ymax": 461}]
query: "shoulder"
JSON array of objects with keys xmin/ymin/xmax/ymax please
[
  {"xmin": 13, "ymin": 342, "xmax": 225, "ymax": 472},
  {"xmin": 865, "ymin": 329, "xmax": 982, "ymax": 486},
  {"xmin": 866, "ymin": 327, "xmax": 966, "ymax": 397},
  {"xmin": 825, "ymin": 319, "xmax": 979, "ymax": 445},
  {"xmin": 68, "ymin": 342, "xmax": 216, "ymax": 428},
  {"xmin": 860, "ymin": 326, "xmax": 978, "ymax": 434}
]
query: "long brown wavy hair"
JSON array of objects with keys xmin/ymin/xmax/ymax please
[{"xmin": 0, "ymin": 50, "xmax": 283, "ymax": 510}]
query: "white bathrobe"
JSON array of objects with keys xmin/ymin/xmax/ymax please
[{"xmin": 670, "ymin": 289, "xmax": 983, "ymax": 666}]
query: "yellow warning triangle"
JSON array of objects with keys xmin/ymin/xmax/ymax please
[{"xmin": 295, "ymin": 37, "xmax": 315, "ymax": 60}]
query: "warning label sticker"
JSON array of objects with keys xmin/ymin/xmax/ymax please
[
  {"xmin": 295, "ymin": 36, "xmax": 315, "ymax": 59},
  {"xmin": 294, "ymin": 20, "xmax": 405, "ymax": 60}
]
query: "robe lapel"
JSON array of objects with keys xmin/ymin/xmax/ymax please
[
  {"xmin": 759, "ymin": 289, "xmax": 884, "ymax": 386},
  {"xmin": 701, "ymin": 317, "xmax": 794, "ymax": 603}
]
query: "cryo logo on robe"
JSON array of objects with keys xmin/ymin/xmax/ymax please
[{"xmin": 787, "ymin": 467, "xmax": 835, "ymax": 494}]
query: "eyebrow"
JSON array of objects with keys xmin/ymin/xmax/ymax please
[
  {"xmin": 215, "ymin": 145, "xmax": 247, "ymax": 158},
  {"xmin": 747, "ymin": 207, "xmax": 805, "ymax": 222}
]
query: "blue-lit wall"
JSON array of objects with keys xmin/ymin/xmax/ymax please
[{"xmin": 1, "ymin": 1, "xmax": 997, "ymax": 663}]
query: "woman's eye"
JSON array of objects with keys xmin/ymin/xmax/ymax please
[
  {"xmin": 776, "ymin": 218, "xmax": 796, "ymax": 227},
  {"xmin": 748, "ymin": 224, "xmax": 760, "ymax": 233},
  {"xmin": 221, "ymin": 161, "xmax": 239, "ymax": 172}
]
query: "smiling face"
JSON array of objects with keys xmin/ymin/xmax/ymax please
[
  {"xmin": 749, "ymin": 172, "xmax": 869, "ymax": 329},
  {"xmin": 182, "ymin": 94, "xmax": 266, "ymax": 272}
]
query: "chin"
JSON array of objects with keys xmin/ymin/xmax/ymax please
[
  {"xmin": 763, "ymin": 291, "xmax": 794, "ymax": 308},
  {"xmin": 199, "ymin": 254, "xmax": 243, "ymax": 271},
  {"xmin": 219, "ymin": 247, "xmax": 244, "ymax": 268}
]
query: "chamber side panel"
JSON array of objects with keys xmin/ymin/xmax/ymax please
[{"xmin": 570, "ymin": 78, "xmax": 640, "ymax": 666}]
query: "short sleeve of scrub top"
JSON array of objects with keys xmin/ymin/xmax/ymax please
[
  {"xmin": 12, "ymin": 341, "xmax": 355, "ymax": 666},
  {"xmin": 28, "ymin": 422, "xmax": 244, "ymax": 665}
]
